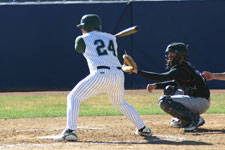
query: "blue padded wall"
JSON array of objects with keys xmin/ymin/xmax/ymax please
[{"xmin": 0, "ymin": 1, "xmax": 225, "ymax": 91}]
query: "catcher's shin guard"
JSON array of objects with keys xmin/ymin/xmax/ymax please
[{"xmin": 158, "ymin": 95, "xmax": 198, "ymax": 123}]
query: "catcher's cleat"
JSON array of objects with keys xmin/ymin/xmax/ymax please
[
  {"xmin": 54, "ymin": 129, "xmax": 77, "ymax": 142},
  {"xmin": 170, "ymin": 117, "xmax": 191, "ymax": 128},
  {"xmin": 135, "ymin": 126, "xmax": 152, "ymax": 137},
  {"xmin": 184, "ymin": 116, "xmax": 205, "ymax": 132}
]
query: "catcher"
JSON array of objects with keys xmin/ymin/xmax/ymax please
[{"xmin": 122, "ymin": 42, "xmax": 210, "ymax": 132}]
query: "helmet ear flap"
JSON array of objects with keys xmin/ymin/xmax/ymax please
[{"xmin": 83, "ymin": 24, "xmax": 92, "ymax": 32}]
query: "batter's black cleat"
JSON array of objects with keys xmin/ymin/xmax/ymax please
[
  {"xmin": 184, "ymin": 116, "xmax": 205, "ymax": 132},
  {"xmin": 170, "ymin": 118, "xmax": 191, "ymax": 128},
  {"xmin": 54, "ymin": 129, "xmax": 77, "ymax": 142},
  {"xmin": 135, "ymin": 126, "xmax": 152, "ymax": 137}
]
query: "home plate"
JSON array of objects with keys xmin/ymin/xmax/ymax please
[
  {"xmin": 38, "ymin": 135, "xmax": 59, "ymax": 139},
  {"xmin": 156, "ymin": 134, "xmax": 185, "ymax": 141}
]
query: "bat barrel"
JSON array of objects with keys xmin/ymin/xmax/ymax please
[{"xmin": 115, "ymin": 25, "xmax": 140, "ymax": 38}]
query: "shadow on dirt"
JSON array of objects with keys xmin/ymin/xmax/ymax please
[
  {"xmin": 82, "ymin": 136, "xmax": 212, "ymax": 146},
  {"xmin": 191, "ymin": 128, "xmax": 225, "ymax": 134}
]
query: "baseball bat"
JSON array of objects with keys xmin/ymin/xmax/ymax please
[{"xmin": 114, "ymin": 26, "xmax": 140, "ymax": 38}]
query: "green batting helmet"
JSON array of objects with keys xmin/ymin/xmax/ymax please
[{"xmin": 77, "ymin": 14, "xmax": 102, "ymax": 32}]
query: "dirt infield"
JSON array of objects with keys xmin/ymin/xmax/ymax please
[
  {"xmin": 0, "ymin": 90, "xmax": 225, "ymax": 150},
  {"xmin": 0, "ymin": 115, "xmax": 225, "ymax": 150}
]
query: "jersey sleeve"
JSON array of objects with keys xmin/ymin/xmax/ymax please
[
  {"xmin": 137, "ymin": 67, "xmax": 189, "ymax": 82},
  {"xmin": 156, "ymin": 80, "xmax": 177, "ymax": 89},
  {"xmin": 74, "ymin": 36, "xmax": 86, "ymax": 53},
  {"xmin": 137, "ymin": 69, "xmax": 176, "ymax": 82}
]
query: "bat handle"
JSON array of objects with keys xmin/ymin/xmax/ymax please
[{"xmin": 124, "ymin": 49, "xmax": 127, "ymax": 55}]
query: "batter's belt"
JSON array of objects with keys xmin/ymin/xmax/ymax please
[{"xmin": 97, "ymin": 66, "xmax": 122, "ymax": 70}]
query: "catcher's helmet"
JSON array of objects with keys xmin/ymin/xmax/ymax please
[
  {"xmin": 77, "ymin": 14, "xmax": 102, "ymax": 32},
  {"xmin": 165, "ymin": 42, "xmax": 189, "ymax": 68}
]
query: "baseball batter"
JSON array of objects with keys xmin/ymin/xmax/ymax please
[
  {"xmin": 54, "ymin": 14, "xmax": 152, "ymax": 142},
  {"xmin": 123, "ymin": 42, "xmax": 210, "ymax": 132}
]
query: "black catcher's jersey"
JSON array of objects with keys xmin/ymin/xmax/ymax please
[{"xmin": 137, "ymin": 61, "xmax": 210, "ymax": 99}]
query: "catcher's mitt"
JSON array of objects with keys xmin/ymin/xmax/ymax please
[{"xmin": 122, "ymin": 50, "xmax": 137, "ymax": 74}]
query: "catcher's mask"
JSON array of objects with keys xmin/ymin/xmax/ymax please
[
  {"xmin": 77, "ymin": 14, "xmax": 102, "ymax": 32},
  {"xmin": 165, "ymin": 42, "xmax": 189, "ymax": 69}
]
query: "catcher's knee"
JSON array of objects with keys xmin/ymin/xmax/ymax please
[
  {"xmin": 158, "ymin": 95, "xmax": 197, "ymax": 122},
  {"xmin": 158, "ymin": 95, "xmax": 172, "ymax": 112}
]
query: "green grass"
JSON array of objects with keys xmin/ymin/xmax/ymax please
[
  {"xmin": 206, "ymin": 94, "xmax": 225, "ymax": 113},
  {"xmin": 0, "ymin": 92, "xmax": 225, "ymax": 119},
  {"xmin": 0, "ymin": 95, "xmax": 66, "ymax": 118}
]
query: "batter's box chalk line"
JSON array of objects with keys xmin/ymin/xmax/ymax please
[
  {"xmin": 37, "ymin": 134, "xmax": 185, "ymax": 143},
  {"xmin": 0, "ymin": 143, "xmax": 66, "ymax": 149}
]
